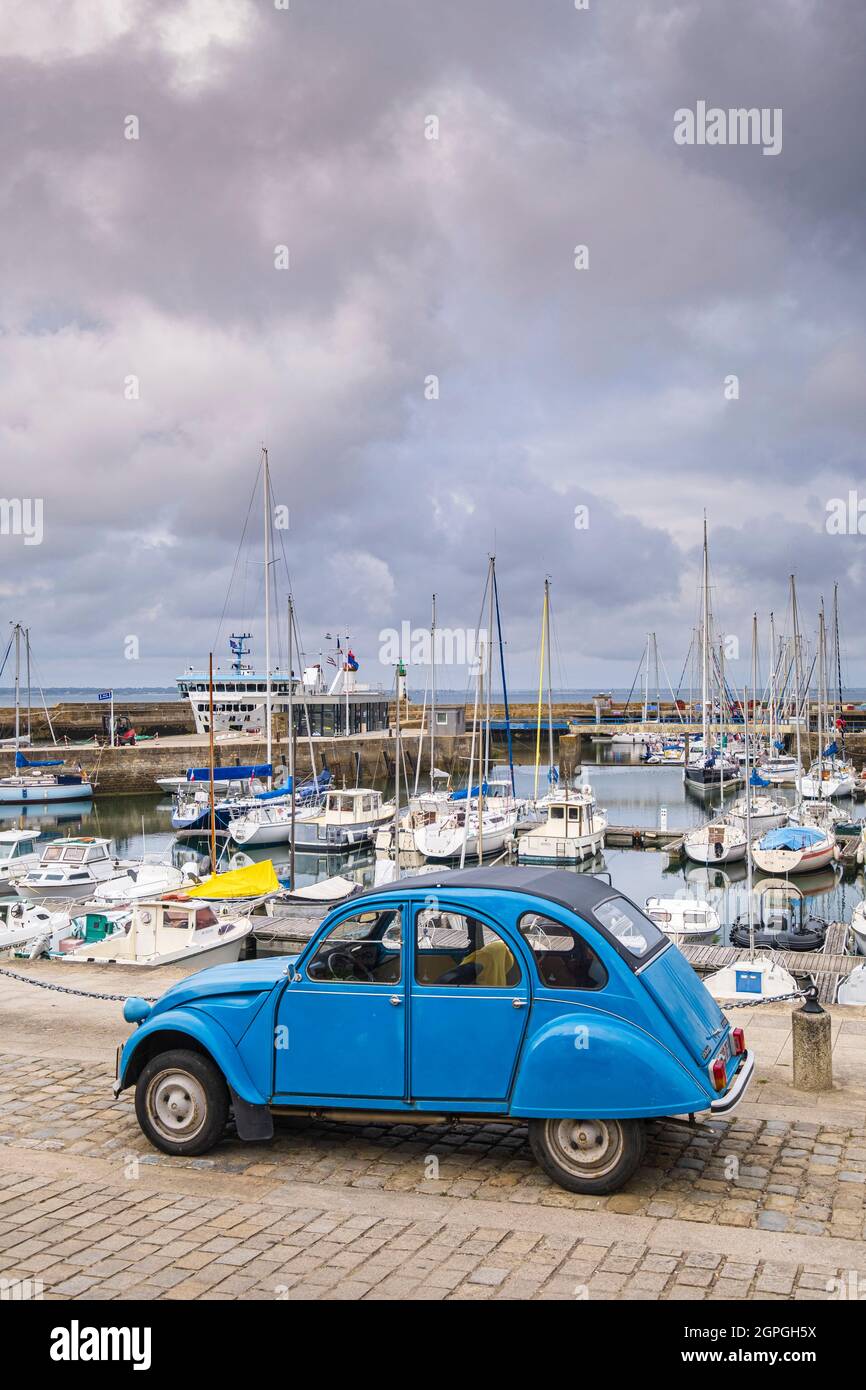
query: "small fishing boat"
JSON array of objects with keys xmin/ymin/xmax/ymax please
[
  {"xmin": 682, "ymin": 819, "xmax": 747, "ymax": 865},
  {"xmin": 729, "ymin": 880, "xmax": 827, "ymax": 952},
  {"xmin": 14, "ymin": 837, "xmax": 127, "ymax": 902},
  {"xmin": 17, "ymin": 907, "xmax": 130, "ymax": 959},
  {"xmin": 0, "ymin": 828, "xmax": 42, "ymax": 892},
  {"xmin": 0, "ymin": 901, "xmax": 60, "ymax": 952},
  {"xmin": 516, "ymin": 786, "xmax": 607, "ymax": 864},
  {"xmin": 726, "ymin": 793, "xmax": 789, "ymax": 836},
  {"xmin": 751, "ymin": 824, "xmax": 837, "ymax": 875},
  {"xmin": 644, "ymin": 896, "xmax": 720, "ymax": 945},
  {"xmin": 58, "ymin": 900, "xmax": 253, "ymax": 968}
]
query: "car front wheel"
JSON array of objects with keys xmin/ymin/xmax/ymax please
[
  {"xmin": 529, "ymin": 1117, "xmax": 646, "ymax": 1195},
  {"xmin": 135, "ymin": 1049, "xmax": 229, "ymax": 1156}
]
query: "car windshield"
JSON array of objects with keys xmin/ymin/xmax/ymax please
[{"xmin": 594, "ymin": 897, "xmax": 667, "ymax": 961}]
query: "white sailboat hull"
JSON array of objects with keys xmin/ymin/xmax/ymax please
[{"xmin": 751, "ymin": 839, "xmax": 836, "ymax": 875}]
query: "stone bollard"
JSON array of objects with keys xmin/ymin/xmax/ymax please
[{"xmin": 792, "ymin": 988, "xmax": 833, "ymax": 1092}]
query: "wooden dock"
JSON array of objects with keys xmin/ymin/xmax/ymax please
[{"xmin": 681, "ymin": 922, "xmax": 855, "ymax": 1004}]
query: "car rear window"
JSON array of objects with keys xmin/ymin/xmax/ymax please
[{"xmin": 594, "ymin": 897, "xmax": 667, "ymax": 961}]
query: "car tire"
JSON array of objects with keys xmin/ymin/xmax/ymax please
[
  {"xmin": 135, "ymin": 1049, "xmax": 229, "ymax": 1156},
  {"xmin": 529, "ymin": 1117, "xmax": 646, "ymax": 1195}
]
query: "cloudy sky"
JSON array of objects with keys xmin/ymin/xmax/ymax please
[{"xmin": 2, "ymin": 0, "xmax": 865, "ymax": 696}]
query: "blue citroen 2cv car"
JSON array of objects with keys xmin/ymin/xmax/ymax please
[{"xmin": 115, "ymin": 867, "xmax": 753, "ymax": 1194}]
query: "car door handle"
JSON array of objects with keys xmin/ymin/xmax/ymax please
[
  {"xmin": 512, "ymin": 998, "xmax": 526, "ymax": 1009},
  {"xmin": 389, "ymin": 995, "xmax": 401, "ymax": 1006}
]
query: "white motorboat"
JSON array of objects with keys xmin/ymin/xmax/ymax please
[
  {"xmin": 57, "ymin": 899, "xmax": 253, "ymax": 968},
  {"xmin": 16, "ymin": 906, "xmax": 130, "ymax": 959},
  {"xmin": 609, "ymin": 731, "xmax": 651, "ymax": 746},
  {"xmin": 682, "ymin": 819, "xmax": 747, "ymax": 865},
  {"xmin": 91, "ymin": 862, "xmax": 189, "ymax": 905},
  {"xmin": 838, "ymin": 965, "xmax": 866, "ymax": 1006},
  {"xmin": 278, "ymin": 874, "xmax": 362, "ymax": 906},
  {"xmin": 0, "ymin": 901, "xmax": 61, "ymax": 952},
  {"xmin": 644, "ymin": 896, "xmax": 720, "ymax": 945},
  {"xmin": 14, "ymin": 837, "xmax": 127, "ymax": 902},
  {"xmin": 726, "ymin": 794, "xmax": 789, "ymax": 836},
  {"xmin": 259, "ymin": 788, "xmax": 394, "ymax": 854},
  {"xmin": 751, "ymin": 824, "xmax": 837, "ymax": 875},
  {"xmin": 516, "ymin": 786, "xmax": 607, "ymax": 863},
  {"xmin": 759, "ymin": 755, "xmax": 801, "ymax": 785},
  {"xmin": 850, "ymin": 901, "xmax": 866, "ymax": 957},
  {"xmin": 0, "ymin": 829, "xmax": 42, "ymax": 892},
  {"xmin": 704, "ymin": 953, "xmax": 799, "ymax": 1003}
]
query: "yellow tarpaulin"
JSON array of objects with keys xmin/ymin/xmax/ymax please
[{"xmin": 185, "ymin": 860, "xmax": 280, "ymax": 899}]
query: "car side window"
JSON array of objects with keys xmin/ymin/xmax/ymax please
[
  {"xmin": 415, "ymin": 908, "xmax": 521, "ymax": 987},
  {"xmin": 306, "ymin": 908, "xmax": 402, "ymax": 984},
  {"xmin": 518, "ymin": 912, "xmax": 608, "ymax": 990}
]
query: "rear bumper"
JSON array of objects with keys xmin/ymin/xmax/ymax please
[{"xmin": 709, "ymin": 1050, "xmax": 754, "ymax": 1114}]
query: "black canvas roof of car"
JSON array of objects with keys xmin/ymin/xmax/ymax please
[{"xmin": 355, "ymin": 865, "xmax": 618, "ymax": 917}]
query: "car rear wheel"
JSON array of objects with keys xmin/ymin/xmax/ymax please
[
  {"xmin": 135, "ymin": 1049, "xmax": 229, "ymax": 1156},
  {"xmin": 529, "ymin": 1117, "xmax": 646, "ymax": 1195}
]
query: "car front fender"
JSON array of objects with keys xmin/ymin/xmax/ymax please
[{"xmin": 116, "ymin": 1007, "xmax": 266, "ymax": 1106}]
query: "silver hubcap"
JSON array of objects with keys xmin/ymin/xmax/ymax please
[
  {"xmin": 548, "ymin": 1118, "xmax": 623, "ymax": 1177},
  {"xmin": 147, "ymin": 1069, "xmax": 207, "ymax": 1141}
]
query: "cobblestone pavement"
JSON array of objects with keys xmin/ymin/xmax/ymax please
[{"xmin": 1, "ymin": 1050, "xmax": 866, "ymax": 1300}]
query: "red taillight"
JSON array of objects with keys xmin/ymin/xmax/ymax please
[
  {"xmin": 711, "ymin": 1058, "xmax": 727, "ymax": 1092},
  {"xmin": 732, "ymin": 1027, "xmax": 745, "ymax": 1056}
]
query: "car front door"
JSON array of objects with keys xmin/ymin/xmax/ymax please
[
  {"xmin": 273, "ymin": 903, "xmax": 406, "ymax": 1100},
  {"xmin": 410, "ymin": 902, "xmax": 529, "ymax": 1102}
]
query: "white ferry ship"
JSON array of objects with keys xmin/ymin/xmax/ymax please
[{"xmin": 177, "ymin": 634, "xmax": 391, "ymax": 738}]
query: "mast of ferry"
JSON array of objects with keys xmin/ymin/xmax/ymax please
[{"xmin": 262, "ymin": 446, "xmax": 273, "ymax": 788}]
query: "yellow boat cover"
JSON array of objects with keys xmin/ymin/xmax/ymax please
[{"xmin": 185, "ymin": 860, "xmax": 280, "ymax": 899}]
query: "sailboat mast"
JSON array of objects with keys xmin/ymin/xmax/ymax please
[
  {"xmin": 429, "ymin": 594, "xmax": 436, "ymax": 792},
  {"xmin": 24, "ymin": 628, "xmax": 31, "ymax": 745},
  {"xmin": 288, "ymin": 595, "xmax": 296, "ymax": 889},
  {"xmin": 768, "ymin": 611, "xmax": 776, "ymax": 751},
  {"xmin": 745, "ymin": 614, "xmax": 757, "ymax": 960},
  {"xmin": 262, "ymin": 447, "xmax": 273, "ymax": 786},
  {"xmin": 208, "ymin": 651, "xmax": 216, "ymax": 872},
  {"xmin": 13, "ymin": 623, "xmax": 20, "ymax": 753},
  {"xmin": 533, "ymin": 582, "xmax": 547, "ymax": 801},
  {"xmin": 642, "ymin": 633, "xmax": 649, "ymax": 723},
  {"xmin": 791, "ymin": 576, "xmax": 803, "ymax": 801},
  {"xmin": 545, "ymin": 578, "xmax": 554, "ymax": 785},
  {"xmin": 701, "ymin": 517, "xmax": 710, "ymax": 753},
  {"xmin": 817, "ymin": 602, "xmax": 826, "ymax": 798}
]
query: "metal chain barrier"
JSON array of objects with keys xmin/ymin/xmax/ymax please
[{"xmin": 0, "ymin": 966, "xmax": 156, "ymax": 1004}]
